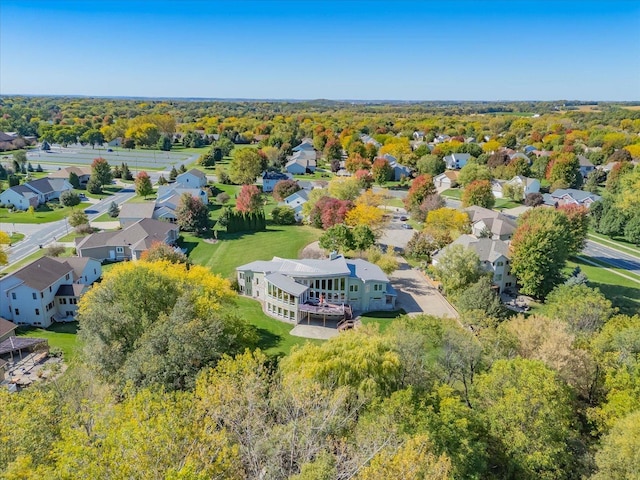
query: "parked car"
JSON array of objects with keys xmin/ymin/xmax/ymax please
[
  {"xmin": 401, "ymin": 224, "xmax": 412, "ymax": 229},
  {"xmin": 399, "ymin": 216, "xmax": 408, "ymax": 221}
]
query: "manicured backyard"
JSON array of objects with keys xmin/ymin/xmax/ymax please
[
  {"xmin": 0, "ymin": 203, "xmax": 92, "ymax": 224},
  {"xmin": 17, "ymin": 322, "xmax": 80, "ymax": 361}
]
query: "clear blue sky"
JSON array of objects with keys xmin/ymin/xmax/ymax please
[{"xmin": 1, "ymin": 0, "xmax": 639, "ymax": 100}]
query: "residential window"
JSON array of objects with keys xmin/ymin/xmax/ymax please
[
  {"xmin": 11, "ymin": 292, "xmax": 16, "ymax": 300},
  {"xmin": 349, "ymin": 285, "xmax": 358, "ymax": 292},
  {"xmin": 116, "ymin": 246, "xmax": 124, "ymax": 254},
  {"xmin": 94, "ymin": 269, "xmax": 97, "ymax": 275},
  {"xmin": 506, "ymin": 282, "xmax": 512, "ymax": 287},
  {"xmin": 41, "ymin": 292, "xmax": 43, "ymax": 298},
  {"xmin": 32, "ymin": 292, "xmax": 37, "ymax": 300},
  {"xmin": 494, "ymin": 274, "xmax": 502, "ymax": 281},
  {"xmin": 65, "ymin": 274, "xmax": 70, "ymax": 280},
  {"xmin": 496, "ymin": 261, "xmax": 504, "ymax": 267},
  {"xmin": 15, "ymin": 309, "xmax": 19, "ymax": 315},
  {"xmin": 49, "ymin": 286, "xmax": 52, "ymax": 292},
  {"xmin": 35, "ymin": 308, "xmax": 40, "ymax": 315}
]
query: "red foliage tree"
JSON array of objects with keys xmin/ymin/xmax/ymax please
[
  {"xmin": 354, "ymin": 169, "xmax": 374, "ymax": 188},
  {"xmin": 557, "ymin": 204, "xmax": 589, "ymax": 254},
  {"xmin": 309, "ymin": 196, "xmax": 354, "ymax": 229},
  {"xmin": 272, "ymin": 179, "xmax": 300, "ymax": 201},
  {"xmin": 345, "ymin": 153, "xmax": 372, "ymax": 173},
  {"xmin": 404, "ymin": 174, "xmax": 436, "ymax": 211},
  {"xmin": 236, "ymin": 185, "xmax": 264, "ymax": 213}
]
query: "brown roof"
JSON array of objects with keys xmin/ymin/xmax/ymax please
[
  {"xmin": 76, "ymin": 218, "xmax": 178, "ymax": 251},
  {"xmin": 49, "ymin": 166, "xmax": 92, "ymax": 179},
  {"xmin": 11, "ymin": 256, "xmax": 74, "ymax": 291},
  {"xmin": 51, "ymin": 256, "xmax": 96, "ymax": 280},
  {"xmin": 0, "ymin": 317, "xmax": 18, "ymax": 338}
]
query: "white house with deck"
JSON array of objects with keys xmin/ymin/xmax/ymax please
[{"xmin": 237, "ymin": 254, "xmax": 396, "ymax": 324}]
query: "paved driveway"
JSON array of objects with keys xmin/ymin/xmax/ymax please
[{"xmin": 390, "ymin": 259, "xmax": 458, "ymax": 318}]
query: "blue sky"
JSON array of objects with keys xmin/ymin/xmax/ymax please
[{"xmin": 1, "ymin": 0, "xmax": 639, "ymax": 100}]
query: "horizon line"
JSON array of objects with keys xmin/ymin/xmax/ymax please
[{"xmin": 1, "ymin": 94, "xmax": 639, "ymax": 104}]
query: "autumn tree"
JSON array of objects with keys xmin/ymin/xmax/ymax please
[
  {"xmin": 236, "ymin": 184, "xmax": 264, "ymax": 214},
  {"xmin": 309, "ymin": 197, "xmax": 353, "ymax": 229},
  {"xmin": 547, "ymin": 153, "xmax": 581, "ymax": 188},
  {"xmin": 593, "ymin": 410, "xmax": 640, "ymax": 480},
  {"xmin": 345, "ymin": 153, "xmax": 371, "ymax": 173},
  {"xmin": 557, "ymin": 204, "xmax": 589, "ymax": 254},
  {"xmin": 0, "ymin": 231, "xmax": 10, "ymax": 265},
  {"xmin": 229, "ymin": 148, "xmax": 265, "ymax": 185},
  {"xmin": 78, "ymin": 260, "xmax": 253, "ymax": 390},
  {"xmin": 271, "ymin": 205, "xmax": 296, "ymax": 225},
  {"xmin": 272, "ymin": 179, "xmax": 300, "ymax": 201},
  {"xmin": 134, "ymin": 171, "xmax": 154, "ymax": 198},
  {"xmin": 458, "ymin": 163, "xmax": 492, "ymax": 187},
  {"xmin": 510, "ymin": 207, "xmax": 572, "ymax": 298},
  {"xmin": 371, "ymin": 158, "xmax": 393, "ymax": 185},
  {"xmin": 462, "ymin": 180, "xmax": 495, "ymax": 209},
  {"xmin": 328, "ymin": 176, "xmax": 361, "ymax": 201},
  {"xmin": 90, "ymin": 157, "xmax": 112, "ymax": 192},
  {"xmin": 416, "ymin": 154, "xmax": 445, "ymax": 176},
  {"xmin": 424, "ymin": 207, "xmax": 470, "ymax": 247},
  {"xmin": 404, "ymin": 174, "xmax": 436, "ymax": 212},
  {"xmin": 345, "ymin": 204, "xmax": 385, "ymax": 230},
  {"xmin": 176, "ymin": 193, "xmax": 211, "ymax": 235}
]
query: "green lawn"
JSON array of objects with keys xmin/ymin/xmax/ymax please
[
  {"xmin": 360, "ymin": 310, "xmax": 407, "ymax": 333},
  {"xmin": 441, "ymin": 188, "xmax": 462, "ymax": 199},
  {"xmin": 90, "ymin": 212, "xmax": 117, "ymax": 223},
  {"xmin": 567, "ymin": 258, "xmax": 640, "ymax": 316},
  {"xmin": 494, "ymin": 198, "xmax": 522, "ymax": 210},
  {"xmin": 9, "ymin": 232, "xmax": 25, "ymax": 243},
  {"xmin": 78, "ymin": 185, "xmax": 122, "ymax": 199},
  {"xmin": 17, "ymin": 322, "xmax": 81, "ymax": 361},
  {"xmin": 0, "ymin": 203, "xmax": 92, "ymax": 224},
  {"xmin": 181, "ymin": 224, "xmax": 321, "ymax": 280},
  {"xmin": 234, "ymin": 296, "xmax": 319, "ymax": 357}
]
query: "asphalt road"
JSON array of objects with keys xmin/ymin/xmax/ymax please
[
  {"xmin": 3, "ymin": 188, "xmax": 136, "ymax": 267},
  {"xmin": 581, "ymin": 240, "xmax": 640, "ymax": 276}
]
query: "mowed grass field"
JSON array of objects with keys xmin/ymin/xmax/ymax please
[{"xmin": 17, "ymin": 322, "xmax": 80, "ymax": 361}]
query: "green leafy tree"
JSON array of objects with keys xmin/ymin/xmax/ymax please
[
  {"xmin": 456, "ymin": 276, "xmax": 505, "ymax": 319},
  {"xmin": 624, "ymin": 211, "xmax": 640, "ymax": 244},
  {"xmin": 318, "ymin": 224, "xmax": 354, "ymax": 253},
  {"xmin": 108, "ymin": 201, "xmax": 120, "ymax": 218},
  {"xmin": 593, "ymin": 410, "xmax": 640, "ymax": 480},
  {"xmin": 416, "ymin": 154, "xmax": 445, "ymax": 176},
  {"xmin": 176, "ymin": 193, "xmax": 211, "ymax": 235},
  {"xmin": 229, "ymin": 148, "xmax": 265, "ymax": 185},
  {"xmin": 68, "ymin": 210, "xmax": 89, "ymax": 227},
  {"xmin": 462, "ymin": 180, "xmax": 495, "ymax": 209},
  {"xmin": 352, "ymin": 224, "xmax": 376, "ymax": 253},
  {"xmin": 78, "ymin": 260, "xmax": 251, "ymax": 390},
  {"xmin": 60, "ymin": 190, "xmax": 80, "ymax": 208},
  {"xmin": 86, "ymin": 176, "xmax": 102, "ymax": 194},
  {"xmin": 90, "ymin": 157, "xmax": 112, "ymax": 192},
  {"xmin": 134, "ymin": 171, "xmax": 154, "ymax": 198},
  {"xmin": 121, "ymin": 163, "xmax": 133, "ymax": 181},
  {"xmin": 432, "ymin": 244, "xmax": 484, "ymax": 297},
  {"xmin": 271, "ymin": 205, "xmax": 296, "ymax": 225},
  {"xmin": 473, "ymin": 358, "xmax": 579, "ymax": 480},
  {"xmin": 80, "ymin": 128, "xmax": 104, "ymax": 148},
  {"xmin": 544, "ymin": 283, "xmax": 615, "ymax": 335},
  {"xmin": 68, "ymin": 171, "xmax": 80, "ymax": 189},
  {"xmin": 157, "ymin": 174, "xmax": 168, "ymax": 185},
  {"xmin": 510, "ymin": 207, "xmax": 572, "ymax": 298},
  {"xmin": 371, "ymin": 158, "xmax": 393, "ymax": 185},
  {"xmin": 458, "ymin": 163, "xmax": 492, "ymax": 187}
]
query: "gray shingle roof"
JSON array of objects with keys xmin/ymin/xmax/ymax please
[
  {"xmin": 434, "ymin": 234, "xmax": 511, "ymax": 264},
  {"xmin": 265, "ymin": 273, "xmax": 309, "ymax": 296},
  {"xmin": 10, "ymin": 256, "xmax": 74, "ymax": 291},
  {"xmin": 76, "ymin": 218, "xmax": 178, "ymax": 250},
  {"xmin": 0, "ymin": 317, "xmax": 18, "ymax": 338}
]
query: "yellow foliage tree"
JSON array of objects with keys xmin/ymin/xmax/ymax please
[
  {"xmin": 424, "ymin": 207, "xmax": 470, "ymax": 246},
  {"xmin": 0, "ymin": 230, "xmax": 10, "ymax": 265},
  {"xmin": 355, "ymin": 189, "xmax": 386, "ymax": 207},
  {"xmin": 379, "ymin": 137, "xmax": 411, "ymax": 159},
  {"xmin": 623, "ymin": 143, "xmax": 640, "ymax": 159},
  {"xmin": 482, "ymin": 140, "xmax": 501, "ymax": 153},
  {"xmin": 328, "ymin": 176, "xmax": 361, "ymax": 201},
  {"xmin": 345, "ymin": 204, "xmax": 385, "ymax": 229}
]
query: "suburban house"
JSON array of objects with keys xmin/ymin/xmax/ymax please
[
  {"xmin": 434, "ymin": 134, "xmax": 451, "ymax": 144},
  {"xmin": 262, "ymin": 171, "xmax": 291, "ymax": 193},
  {"xmin": 509, "ymin": 152, "xmax": 532, "ymax": 164},
  {"xmin": 118, "ymin": 202, "xmax": 156, "ymax": 227},
  {"xmin": 381, "ymin": 154, "xmax": 412, "ymax": 181},
  {"xmin": 433, "ymin": 171, "xmax": 459, "ymax": 189},
  {"xmin": 76, "ymin": 218, "xmax": 179, "ymax": 261},
  {"xmin": 237, "ymin": 254, "xmax": 397, "ymax": 324},
  {"xmin": 466, "ymin": 206, "xmax": 517, "ymax": 241},
  {"xmin": 0, "ymin": 178, "xmax": 73, "ymax": 210},
  {"xmin": 359, "ymin": 134, "xmax": 381, "ymax": 149},
  {"xmin": 577, "ymin": 155, "xmax": 595, "ymax": 178},
  {"xmin": 0, "ymin": 318, "xmax": 18, "ymax": 343},
  {"xmin": 285, "ymin": 150, "xmax": 317, "ymax": 175},
  {"xmin": 175, "ymin": 168, "xmax": 208, "ymax": 188},
  {"xmin": 107, "ymin": 137, "xmax": 122, "ymax": 147},
  {"xmin": 292, "ymin": 139, "xmax": 315, "ymax": 152},
  {"xmin": 281, "ymin": 189, "xmax": 309, "ymax": 222},
  {"xmin": 443, "ymin": 153, "xmax": 471, "ymax": 170},
  {"xmin": 0, "ymin": 185, "xmax": 39, "ymax": 210},
  {"xmin": 543, "ymin": 189, "xmax": 602, "ymax": 209},
  {"xmin": 157, "ymin": 185, "xmax": 208, "ymax": 205},
  {"xmin": 49, "ymin": 166, "xmax": 92, "ymax": 186},
  {"xmin": 0, "ymin": 256, "xmax": 102, "ymax": 328},
  {"xmin": 491, "ymin": 180, "xmax": 506, "ymax": 199},
  {"xmin": 506, "ymin": 176, "xmax": 540, "ymax": 199},
  {"xmin": 432, "ymin": 235, "xmax": 516, "ymax": 293}
]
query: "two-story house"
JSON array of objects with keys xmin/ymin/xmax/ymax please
[
  {"xmin": 237, "ymin": 253, "xmax": 396, "ymax": 324},
  {"xmin": 0, "ymin": 256, "xmax": 102, "ymax": 327}
]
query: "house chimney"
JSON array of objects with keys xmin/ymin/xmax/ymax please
[{"xmin": 329, "ymin": 251, "xmax": 338, "ymax": 261}]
